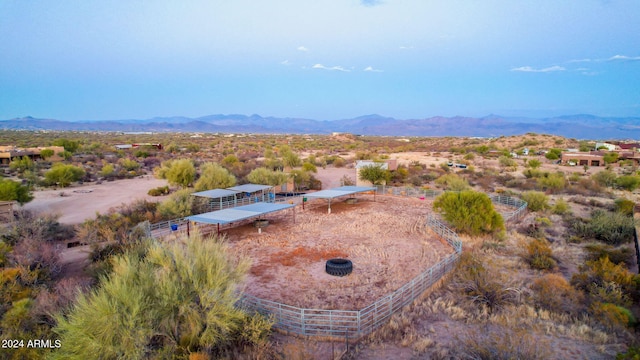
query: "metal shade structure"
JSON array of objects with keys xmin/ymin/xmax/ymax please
[
  {"xmin": 304, "ymin": 186, "xmax": 376, "ymax": 213},
  {"xmin": 192, "ymin": 189, "xmax": 240, "ymax": 198},
  {"xmin": 187, "ymin": 202, "xmax": 295, "ymax": 233}
]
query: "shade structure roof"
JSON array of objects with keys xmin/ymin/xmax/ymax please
[
  {"xmin": 191, "ymin": 189, "xmax": 240, "ymax": 198},
  {"xmin": 187, "ymin": 202, "xmax": 294, "ymax": 225},
  {"xmin": 304, "ymin": 186, "xmax": 376, "ymax": 199},
  {"xmin": 227, "ymin": 184, "xmax": 273, "ymax": 193}
]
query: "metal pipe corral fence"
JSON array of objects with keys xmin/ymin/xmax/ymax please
[{"xmin": 145, "ymin": 185, "xmax": 527, "ymax": 340}]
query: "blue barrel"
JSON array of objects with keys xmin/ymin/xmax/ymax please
[{"xmin": 170, "ymin": 224, "xmax": 178, "ymax": 231}]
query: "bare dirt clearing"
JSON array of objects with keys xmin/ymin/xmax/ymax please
[
  {"xmin": 221, "ymin": 196, "xmax": 454, "ymax": 310},
  {"xmin": 22, "ymin": 177, "xmax": 170, "ymax": 224}
]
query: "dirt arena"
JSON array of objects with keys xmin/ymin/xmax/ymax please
[{"xmin": 220, "ymin": 195, "xmax": 455, "ymax": 310}]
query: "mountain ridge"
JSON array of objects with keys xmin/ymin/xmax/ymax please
[{"xmin": 1, "ymin": 114, "xmax": 639, "ymax": 139}]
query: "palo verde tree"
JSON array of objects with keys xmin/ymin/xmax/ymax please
[
  {"xmin": 0, "ymin": 179, "xmax": 33, "ymax": 205},
  {"xmin": 246, "ymin": 167, "xmax": 289, "ymax": 187},
  {"xmin": 433, "ymin": 190, "xmax": 505, "ymax": 236},
  {"xmin": 52, "ymin": 232, "xmax": 272, "ymax": 359},
  {"xmin": 154, "ymin": 159, "xmax": 196, "ymax": 188},
  {"xmin": 358, "ymin": 163, "xmax": 391, "ymax": 186},
  {"xmin": 194, "ymin": 162, "xmax": 237, "ymax": 191},
  {"xmin": 44, "ymin": 163, "xmax": 85, "ymax": 187}
]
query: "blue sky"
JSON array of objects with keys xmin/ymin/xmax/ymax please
[{"xmin": 1, "ymin": 0, "xmax": 639, "ymax": 121}]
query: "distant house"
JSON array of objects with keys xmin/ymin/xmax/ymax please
[
  {"xmin": 355, "ymin": 160, "xmax": 397, "ymax": 186},
  {"xmin": 561, "ymin": 151, "xmax": 604, "ymax": 167},
  {"xmin": 522, "ymin": 148, "xmax": 530, "ymax": 156},
  {"xmin": 618, "ymin": 143, "xmax": 640, "ymax": 152},
  {"xmin": 0, "ymin": 145, "xmax": 65, "ymax": 165},
  {"xmin": 595, "ymin": 142, "xmax": 617, "ymax": 151}
]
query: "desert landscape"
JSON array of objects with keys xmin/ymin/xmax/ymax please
[{"xmin": 0, "ymin": 130, "xmax": 638, "ymax": 360}]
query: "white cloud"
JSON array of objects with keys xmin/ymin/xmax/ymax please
[
  {"xmin": 510, "ymin": 65, "xmax": 566, "ymax": 73},
  {"xmin": 607, "ymin": 54, "xmax": 640, "ymax": 61},
  {"xmin": 364, "ymin": 66, "xmax": 383, "ymax": 72},
  {"xmin": 280, "ymin": 59, "xmax": 292, "ymax": 66},
  {"xmin": 568, "ymin": 58, "xmax": 593, "ymax": 63},
  {"xmin": 569, "ymin": 54, "xmax": 640, "ymax": 63},
  {"xmin": 399, "ymin": 46, "xmax": 414, "ymax": 50},
  {"xmin": 311, "ymin": 64, "xmax": 350, "ymax": 72},
  {"xmin": 297, "ymin": 46, "xmax": 309, "ymax": 52}
]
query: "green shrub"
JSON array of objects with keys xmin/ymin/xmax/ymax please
[
  {"xmin": 616, "ymin": 346, "xmax": 640, "ymax": 360},
  {"xmin": 434, "ymin": 191, "xmax": 504, "ymax": 236},
  {"xmin": 434, "ymin": 173, "xmax": 470, "ymax": 191},
  {"xmin": 614, "ymin": 198, "xmax": 635, "ymax": 216},
  {"xmin": 0, "ymin": 179, "xmax": 33, "ymax": 205},
  {"xmin": 147, "ymin": 186, "xmax": 170, "ymax": 196},
  {"xmin": 194, "ymin": 162, "xmax": 237, "ymax": 191},
  {"xmin": 615, "ymin": 175, "xmax": 640, "ymax": 191},
  {"xmin": 536, "ymin": 172, "xmax": 566, "ymax": 192},
  {"xmin": 552, "ymin": 198, "xmax": 570, "ymax": 215},
  {"xmin": 588, "ymin": 210, "xmax": 636, "ymax": 245},
  {"xmin": 52, "ymin": 232, "xmax": 273, "ymax": 359},
  {"xmin": 520, "ymin": 191, "xmax": 549, "ymax": 212},
  {"xmin": 592, "ymin": 170, "xmax": 617, "ymax": 187},
  {"xmin": 44, "ymin": 163, "xmax": 86, "ymax": 187},
  {"xmin": 527, "ymin": 159, "xmax": 542, "ymax": 169}
]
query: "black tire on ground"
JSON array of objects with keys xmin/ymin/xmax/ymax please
[{"xmin": 326, "ymin": 258, "xmax": 353, "ymax": 277}]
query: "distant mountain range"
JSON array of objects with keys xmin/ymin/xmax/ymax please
[{"xmin": 1, "ymin": 114, "xmax": 639, "ymax": 139}]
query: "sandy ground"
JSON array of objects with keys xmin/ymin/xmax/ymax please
[
  {"xmin": 22, "ymin": 177, "xmax": 170, "ymax": 224},
  {"xmin": 220, "ymin": 195, "xmax": 454, "ymax": 310}
]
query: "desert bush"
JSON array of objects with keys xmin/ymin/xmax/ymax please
[
  {"xmin": 524, "ymin": 239, "xmax": 556, "ymax": 270},
  {"xmin": 498, "ymin": 155, "xmax": 517, "ymax": 170},
  {"xmin": 0, "ymin": 178, "xmax": 34, "ymax": 205},
  {"xmin": 358, "ymin": 163, "xmax": 391, "ymax": 185},
  {"xmin": 614, "ymin": 198, "xmax": 635, "ymax": 216},
  {"xmin": 552, "ymin": 198, "xmax": 570, "ymax": 215},
  {"xmin": 52, "ymin": 232, "xmax": 272, "ymax": 359},
  {"xmin": 154, "ymin": 159, "xmax": 196, "ymax": 188},
  {"xmin": 585, "ymin": 243, "xmax": 635, "ymax": 266},
  {"xmin": 615, "ymin": 175, "xmax": 640, "ymax": 191},
  {"xmin": 332, "ymin": 156, "xmax": 347, "ymax": 168},
  {"xmin": 587, "ymin": 210, "xmax": 636, "ymax": 245},
  {"xmin": 523, "ymin": 168, "xmax": 546, "ymax": 179},
  {"xmin": 157, "ymin": 188, "xmax": 195, "ymax": 219},
  {"xmin": 457, "ymin": 327, "xmax": 549, "ymax": 360},
  {"xmin": 246, "ymin": 167, "xmax": 288, "ymax": 186},
  {"xmin": 434, "ymin": 191, "xmax": 504, "ymax": 236},
  {"xmin": 148, "ymin": 185, "xmax": 170, "ymax": 196},
  {"xmin": 545, "ymin": 148, "xmax": 562, "ymax": 160},
  {"xmin": 536, "ymin": 172, "xmax": 566, "ymax": 192},
  {"xmin": 571, "ymin": 257, "xmax": 638, "ymax": 306},
  {"xmin": 604, "ymin": 152, "xmax": 620, "ymax": 164},
  {"xmin": 452, "ymin": 253, "xmax": 519, "ymax": 313},
  {"xmin": 592, "ymin": 170, "xmax": 617, "ymax": 188},
  {"xmin": 119, "ymin": 157, "xmax": 141, "ymax": 171},
  {"xmin": 194, "ymin": 162, "xmax": 237, "ymax": 191},
  {"xmin": 590, "ymin": 302, "xmax": 636, "ymax": 330},
  {"xmin": 99, "ymin": 163, "xmax": 115, "ymax": 179},
  {"xmin": 520, "ymin": 191, "xmax": 548, "ymax": 212},
  {"xmin": 616, "ymin": 346, "xmax": 640, "ymax": 360},
  {"xmin": 526, "ymin": 159, "xmax": 542, "ymax": 169},
  {"xmin": 44, "ymin": 163, "xmax": 85, "ymax": 187},
  {"xmin": 434, "ymin": 173, "xmax": 470, "ymax": 191},
  {"xmin": 302, "ymin": 161, "xmax": 317, "ymax": 173},
  {"xmin": 530, "ymin": 274, "xmax": 584, "ymax": 315}
]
